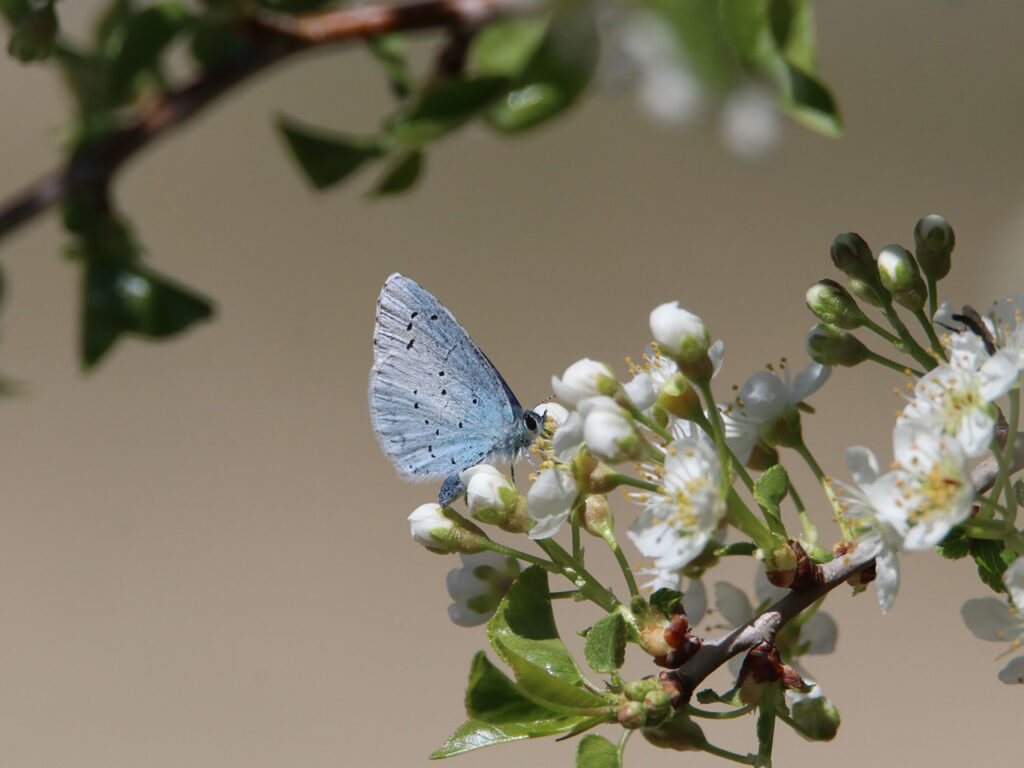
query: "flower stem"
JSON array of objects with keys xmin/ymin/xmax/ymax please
[
  {"xmin": 483, "ymin": 540, "xmax": 559, "ymax": 570},
  {"xmin": 607, "ymin": 472, "xmax": 660, "ymax": 493},
  {"xmin": 601, "ymin": 529, "xmax": 640, "ymax": 598},
  {"xmin": 787, "ymin": 482, "xmax": 819, "ymax": 546},
  {"xmin": 687, "ymin": 703, "xmax": 756, "ymax": 719},
  {"xmin": 793, "ymin": 437, "xmax": 851, "ymax": 539},
  {"xmin": 864, "ymin": 349, "xmax": 924, "ymax": 377},
  {"xmin": 701, "ymin": 741, "xmax": 756, "ymax": 765},
  {"xmin": 913, "ymin": 306, "xmax": 947, "ymax": 360},
  {"xmin": 881, "ymin": 303, "xmax": 939, "ymax": 371},
  {"xmin": 535, "ymin": 538, "xmax": 619, "ymax": 612}
]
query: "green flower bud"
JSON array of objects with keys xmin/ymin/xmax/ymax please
[
  {"xmin": 790, "ymin": 692, "xmax": 841, "ymax": 741},
  {"xmin": 408, "ymin": 504, "xmax": 488, "ymax": 554},
  {"xmin": 806, "ymin": 279, "xmax": 867, "ymax": 329},
  {"xmin": 847, "ymin": 277, "xmax": 886, "ymax": 307},
  {"xmin": 806, "ymin": 324, "xmax": 869, "ymax": 367},
  {"xmin": 877, "ymin": 244, "xmax": 927, "ymax": 311},
  {"xmin": 618, "ymin": 700, "xmax": 647, "ymax": 729},
  {"xmin": 623, "ymin": 679, "xmax": 661, "ymax": 702},
  {"xmin": 829, "ymin": 233, "xmax": 877, "ymax": 284},
  {"xmin": 581, "ymin": 493, "xmax": 614, "ymax": 538},
  {"xmin": 643, "ymin": 688, "xmax": 672, "ymax": 725},
  {"xmin": 642, "ymin": 711, "xmax": 707, "ymax": 752},
  {"xmin": 655, "ymin": 372, "xmax": 704, "ymax": 421},
  {"xmin": 913, "ymin": 214, "xmax": 955, "ymax": 282}
]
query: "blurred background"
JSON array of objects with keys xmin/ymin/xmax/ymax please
[{"xmin": 2, "ymin": 1, "xmax": 1023, "ymax": 766}]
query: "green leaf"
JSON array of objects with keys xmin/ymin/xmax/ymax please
[
  {"xmin": 389, "ymin": 76, "xmax": 510, "ymax": 147},
  {"xmin": 971, "ymin": 538, "xmax": 1014, "ymax": 594},
  {"xmin": 487, "ymin": 566, "xmax": 607, "ymax": 712},
  {"xmin": 465, "ymin": 652, "xmax": 561, "ymax": 724},
  {"xmin": 753, "ymin": 464, "xmax": 789, "ymax": 535},
  {"xmin": 277, "ymin": 116, "xmax": 385, "ymax": 190},
  {"xmin": 471, "ymin": 16, "xmax": 550, "ymax": 78},
  {"xmin": 0, "ymin": 0, "xmax": 32, "ymax": 24},
  {"xmin": 583, "ymin": 613, "xmax": 626, "ymax": 673},
  {"xmin": 649, "ymin": 588, "xmax": 683, "ymax": 617},
  {"xmin": 370, "ymin": 150, "xmax": 422, "ymax": 196},
  {"xmin": 110, "ymin": 2, "xmax": 192, "ymax": 97},
  {"xmin": 576, "ymin": 734, "xmax": 621, "ymax": 768},
  {"xmin": 367, "ymin": 34, "xmax": 413, "ymax": 99},
  {"xmin": 430, "ymin": 716, "xmax": 589, "ymax": 759},
  {"xmin": 715, "ymin": 542, "xmax": 759, "ymax": 557},
  {"xmin": 485, "ymin": 1, "xmax": 599, "ymax": 133},
  {"xmin": 644, "ymin": 0, "xmax": 739, "ymax": 93},
  {"xmin": 82, "ymin": 261, "xmax": 214, "ymax": 368},
  {"xmin": 937, "ymin": 526, "xmax": 969, "ymax": 560},
  {"xmin": 7, "ymin": 1, "xmax": 57, "ymax": 62},
  {"xmin": 190, "ymin": 20, "xmax": 249, "ymax": 70},
  {"xmin": 719, "ymin": 0, "xmax": 841, "ymax": 136}
]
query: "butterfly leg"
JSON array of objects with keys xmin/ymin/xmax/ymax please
[{"xmin": 439, "ymin": 472, "xmax": 466, "ymax": 507}]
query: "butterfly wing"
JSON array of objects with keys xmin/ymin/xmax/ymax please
[{"xmin": 369, "ymin": 273, "xmax": 518, "ymax": 480}]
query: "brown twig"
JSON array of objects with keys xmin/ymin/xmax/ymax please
[
  {"xmin": 0, "ymin": 0, "xmax": 522, "ymax": 244},
  {"xmin": 667, "ymin": 455, "xmax": 1018, "ymax": 701}
]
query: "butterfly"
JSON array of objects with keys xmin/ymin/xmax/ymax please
[{"xmin": 369, "ymin": 273, "xmax": 543, "ymax": 506}]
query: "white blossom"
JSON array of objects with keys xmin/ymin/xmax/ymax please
[
  {"xmin": 580, "ymin": 396, "xmax": 640, "ymax": 462},
  {"xmin": 551, "ymin": 358, "xmax": 616, "ymax": 407},
  {"xmin": 462, "ymin": 464, "xmax": 516, "ymax": 518},
  {"xmin": 628, "ymin": 437, "xmax": 726, "ymax": 572},
  {"xmin": 408, "ymin": 503, "xmax": 457, "ymax": 550},
  {"xmin": 527, "ymin": 466, "xmax": 579, "ymax": 539},
  {"xmin": 649, "ymin": 301, "xmax": 709, "ymax": 361},
  {"xmin": 446, "ymin": 551, "xmax": 520, "ymax": 626}
]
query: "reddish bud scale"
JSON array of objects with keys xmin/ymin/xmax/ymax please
[
  {"xmin": 847, "ymin": 560, "xmax": 877, "ymax": 587},
  {"xmin": 658, "ymin": 672, "xmax": 685, "ymax": 709},
  {"xmin": 739, "ymin": 642, "xmax": 783, "ymax": 686},
  {"xmin": 654, "ymin": 636, "xmax": 703, "ymax": 669},
  {"xmin": 663, "ymin": 614, "xmax": 690, "ymax": 649}
]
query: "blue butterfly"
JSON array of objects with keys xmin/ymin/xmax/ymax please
[{"xmin": 369, "ymin": 273, "xmax": 542, "ymax": 505}]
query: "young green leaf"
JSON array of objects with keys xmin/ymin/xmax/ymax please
[
  {"xmin": 110, "ymin": 2, "xmax": 192, "ymax": 98},
  {"xmin": 753, "ymin": 464, "xmax": 789, "ymax": 536},
  {"xmin": 649, "ymin": 588, "xmax": 683, "ymax": 617},
  {"xmin": 576, "ymin": 734, "xmax": 621, "ymax": 768},
  {"xmin": 430, "ymin": 716, "xmax": 591, "ymax": 759},
  {"xmin": 583, "ymin": 613, "xmax": 627, "ymax": 673},
  {"xmin": 388, "ymin": 76, "xmax": 509, "ymax": 147},
  {"xmin": 465, "ymin": 652, "xmax": 562, "ymax": 724}
]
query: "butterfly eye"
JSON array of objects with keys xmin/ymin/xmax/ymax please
[{"xmin": 523, "ymin": 412, "xmax": 539, "ymax": 432}]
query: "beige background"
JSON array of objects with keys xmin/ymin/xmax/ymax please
[{"xmin": 2, "ymin": 1, "xmax": 1023, "ymax": 766}]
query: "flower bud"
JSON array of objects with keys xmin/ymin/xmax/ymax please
[
  {"xmin": 623, "ymin": 679, "xmax": 661, "ymax": 702},
  {"xmin": 641, "ymin": 712, "xmax": 707, "ymax": 752},
  {"xmin": 526, "ymin": 466, "xmax": 579, "ymax": 539},
  {"xmin": 829, "ymin": 233, "xmax": 877, "ymax": 284},
  {"xmin": 789, "ymin": 691, "xmax": 841, "ymax": 741},
  {"xmin": 806, "ymin": 324, "xmax": 869, "ymax": 367},
  {"xmin": 655, "ymin": 372, "xmax": 703, "ymax": 421},
  {"xmin": 913, "ymin": 214, "xmax": 954, "ymax": 282},
  {"xmin": 877, "ymin": 244, "xmax": 927, "ymax": 311},
  {"xmin": 534, "ymin": 402, "xmax": 569, "ymax": 433},
  {"xmin": 581, "ymin": 493, "xmax": 614, "ymax": 537},
  {"xmin": 408, "ymin": 504, "xmax": 487, "ymax": 554},
  {"xmin": 581, "ymin": 397, "xmax": 645, "ymax": 463},
  {"xmin": 463, "ymin": 465, "xmax": 517, "ymax": 522},
  {"xmin": 643, "ymin": 688, "xmax": 672, "ymax": 725},
  {"xmin": 446, "ymin": 551, "xmax": 520, "ymax": 626},
  {"xmin": 618, "ymin": 700, "xmax": 647, "ymax": 729},
  {"xmin": 806, "ymin": 279, "xmax": 867, "ymax": 330},
  {"xmin": 650, "ymin": 302, "xmax": 713, "ymax": 381},
  {"xmin": 551, "ymin": 359, "xmax": 618, "ymax": 407},
  {"xmin": 847, "ymin": 277, "xmax": 885, "ymax": 307},
  {"xmin": 624, "ymin": 371, "xmax": 656, "ymax": 410}
]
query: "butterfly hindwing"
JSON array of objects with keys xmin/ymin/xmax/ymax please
[{"xmin": 369, "ymin": 274, "xmax": 517, "ymax": 479}]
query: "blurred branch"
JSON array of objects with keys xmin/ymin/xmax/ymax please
[{"xmin": 0, "ymin": 0, "xmax": 523, "ymax": 243}]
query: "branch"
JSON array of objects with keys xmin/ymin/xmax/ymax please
[
  {"xmin": 668, "ymin": 454, "xmax": 1018, "ymax": 700},
  {"xmin": 0, "ymin": 0, "xmax": 525, "ymax": 243}
]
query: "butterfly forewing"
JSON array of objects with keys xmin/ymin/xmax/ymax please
[{"xmin": 369, "ymin": 274, "xmax": 517, "ymax": 479}]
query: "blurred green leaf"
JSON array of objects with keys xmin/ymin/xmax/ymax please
[
  {"xmin": 485, "ymin": 1, "xmax": 599, "ymax": 133},
  {"xmin": 390, "ymin": 76, "xmax": 510, "ymax": 147},
  {"xmin": 370, "ymin": 150, "xmax": 422, "ymax": 196},
  {"xmin": 82, "ymin": 261, "xmax": 213, "ymax": 368},
  {"xmin": 190, "ymin": 19, "xmax": 248, "ymax": 70},
  {"xmin": 7, "ymin": 1, "xmax": 57, "ymax": 62},
  {"xmin": 0, "ymin": 0, "xmax": 31, "ymax": 24},
  {"xmin": 110, "ymin": 2, "xmax": 192, "ymax": 97},
  {"xmin": 720, "ymin": 0, "xmax": 841, "ymax": 136},
  {"xmin": 971, "ymin": 538, "xmax": 1014, "ymax": 594},
  {"xmin": 937, "ymin": 526, "xmax": 969, "ymax": 560},
  {"xmin": 576, "ymin": 734, "xmax": 621, "ymax": 768},
  {"xmin": 277, "ymin": 115, "xmax": 385, "ymax": 190},
  {"xmin": 583, "ymin": 613, "xmax": 626, "ymax": 673},
  {"xmin": 367, "ymin": 34, "xmax": 413, "ymax": 99},
  {"xmin": 645, "ymin": 0, "xmax": 738, "ymax": 93},
  {"xmin": 471, "ymin": 16, "xmax": 550, "ymax": 78}
]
